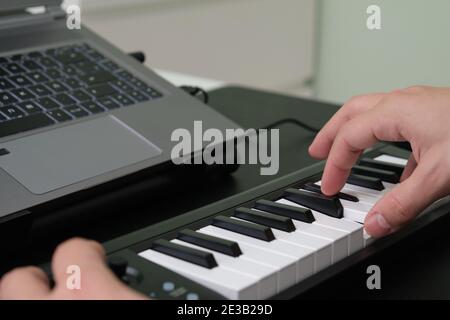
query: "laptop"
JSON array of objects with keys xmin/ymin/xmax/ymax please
[{"xmin": 0, "ymin": 1, "xmax": 238, "ymax": 219}]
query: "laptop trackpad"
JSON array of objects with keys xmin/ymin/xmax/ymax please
[{"xmin": 0, "ymin": 116, "xmax": 162, "ymax": 195}]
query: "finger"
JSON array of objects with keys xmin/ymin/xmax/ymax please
[
  {"xmin": 320, "ymin": 106, "xmax": 404, "ymax": 195},
  {"xmin": 51, "ymin": 238, "xmax": 143, "ymax": 299},
  {"xmin": 365, "ymin": 154, "xmax": 447, "ymax": 237},
  {"xmin": 309, "ymin": 93, "xmax": 385, "ymax": 159},
  {"xmin": 0, "ymin": 266, "xmax": 50, "ymax": 300},
  {"xmin": 400, "ymin": 155, "xmax": 417, "ymax": 182}
]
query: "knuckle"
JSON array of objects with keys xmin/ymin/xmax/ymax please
[
  {"xmin": 54, "ymin": 238, "xmax": 103, "ymax": 260},
  {"xmin": 1, "ymin": 267, "xmax": 36, "ymax": 288},
  {"xmin": 383, "ymin": 192, "xmax": 411, "ymax": 224}
]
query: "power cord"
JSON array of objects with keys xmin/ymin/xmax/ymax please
[{"xmin": 180, "ymin": 85, "xmax": 209, "ymax": 104}]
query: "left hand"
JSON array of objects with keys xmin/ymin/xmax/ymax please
[{"xmin": 0, "ymin": 238, "xmax": 147, "ymax": 300}]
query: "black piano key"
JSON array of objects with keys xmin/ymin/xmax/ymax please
[
  {"xmin": 347, "ymin": 174, "xmax": 385, "ymax": 191},
  {"xmin": 359, "ymin": 158, "xmax": 405, "ymax": 176},
  {"xmin": 212, "ymin": 216, "xmax": 275, "ymax": 242},
  {"xmin": 303, "ymin": 182, "xmax": 359, "ymax": 202},
  {"xmin": 234, "ymin": 207, "xmax": 296, "ymax": 232},
  {"xmin": 352, "ymin": 165, "xmax": 400, "ymax": 183},
  {"xmin": 283, "ymin": 189, "xmax": 344, "ymax": 219},
  {"xmin": 254, "ymin": 199, "xmax": 315, "ymax": 223},
  {"xmin": 177, "ymin": 229, "xmax": 242, "ymax": 257},
  {"xmin": 151, "ymin": 239, "xmax": 218, "ymax": 269}
]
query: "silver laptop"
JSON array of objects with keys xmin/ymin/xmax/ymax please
[{"xmin": 0, "ymin": 1, "xmax": 238, "ymax": 219}]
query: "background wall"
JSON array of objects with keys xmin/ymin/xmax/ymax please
[
  {"xmin": 77, "ymin": 0, "xmax": 316, "ymax": 96},
  {"xmin": 67, "ymin": 1, "xmax": 450, "ymax": 104},
  {"xmin": 315, "ymin": 0, "xmax": 450, "ymax": 103}
]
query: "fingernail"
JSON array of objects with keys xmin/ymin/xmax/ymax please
[{"xmin": 370, "ymin": 212, "xmax": 391, "ymax": 230}]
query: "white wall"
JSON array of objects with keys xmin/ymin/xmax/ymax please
[
  {"xmin": 315, "ymin": 0, "xmax": 450, "ymax": 103},
  {"xmin": 79, "ymin": 0, "xmax": 316, "ymax": 95}
]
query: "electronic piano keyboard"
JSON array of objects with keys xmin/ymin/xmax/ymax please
[{"xmin": 102, "ymin": 146, "xmax": 450, "ymax": 300}]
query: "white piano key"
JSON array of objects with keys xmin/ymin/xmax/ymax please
[
  {"xmin": 363, "ymin": 230, "xmax": 375, "ymax": 247},
  {"xmin": 197, "ymin": 228, "xmax": 298, "ymax": 290},
  {"xmin": 230, "ymin": 216, "xmax": 335, "ymax": 270},
  {"xmin": 374, "ymin": 154, "xmax": 408, "ymax": 166},
  {"xmin": 277, "ymin": 198, "xmax": 364, "ymax": 254},
  {"xmin": 172, "ymin": 239, "xmax": 277, "ymax": 299},
  {"xmin": 139, "ymin": 249, "xmax": 258, "ymax": 299},
  {"xmin": 200, "ymin": 225, "xmax": 316, "ymax": 280}
]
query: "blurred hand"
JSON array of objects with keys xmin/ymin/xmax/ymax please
[
  {"xmin": 309, "ymin": 86, "xmax": 450, "ymax": 237},
  {"xmin": 0, "ymin": 238, "xmax": 147, "ymax": 300}
]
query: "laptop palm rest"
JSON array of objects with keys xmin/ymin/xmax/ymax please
[{"xmin": 0, "ymin": 115, "xmax": 162, "ymax": 195}]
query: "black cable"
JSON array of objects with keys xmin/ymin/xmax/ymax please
[{"xmin": 180, "ymin": 85, "xmax": 209, "ymax": 104}]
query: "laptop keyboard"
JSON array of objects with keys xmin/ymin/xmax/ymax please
[{"xmin": 0, "ymin": 43, "xmax": 163, "ymax": 139}]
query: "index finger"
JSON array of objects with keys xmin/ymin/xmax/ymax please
[
  {"xmin": 309, "ymin": 93, "xmax": 385, "ymax": 159},
  {"xmin": 320, "ymin": 106, "xmax": 405, "ymax": 195}
]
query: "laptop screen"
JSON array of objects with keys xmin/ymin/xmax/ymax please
[{"xmin": 0, "ymin": 0, "xmax": 61, "ymax": 12}]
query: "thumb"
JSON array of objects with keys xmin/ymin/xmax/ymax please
[
  {"xmin": 364, "ymin": 154, "xmax": 446, "ymax": 237},
  {"xmin": 51, "ymin": 238, "xmax": 144, "ymax": 299}
]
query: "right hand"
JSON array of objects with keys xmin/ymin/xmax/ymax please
[{"xmin": 309, "ymin": 86, "xmax": 450, "ymax": 237}]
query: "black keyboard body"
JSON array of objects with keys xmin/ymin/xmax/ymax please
[{"xmin": 100, "ymin": 145, "xmax": 450, "ymax": 300}]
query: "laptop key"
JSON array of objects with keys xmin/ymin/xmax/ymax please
[
  {"xmin": 55, "ymin": 52, "xmax": 87, "ymax": 65},
  {"xmin": 65, "ymin": 77, "xmax": 82, "ymax": 89},
  {"xmin": 0, "ymin": 112, "xmax": 6, "ymax": 121},
  {"xmin": 0, "ymin": 92, "xmax": 18, "ymax": 105},
  {"xmin": 10, "ymin": 75, "xmax": 33, "ymax": 87},
  {"xmin": 0, "ymin": 106, "xmax": 25, "ymax": 119},
  {"xmin": 47, "ymin": 81, "xmax": 68, "ymax": 93},
  {"xmin": 0, "ymin": 79, "xmax": 14, "ymax": 90},
  {"xmin": 37, "ymin": 97, "xmax": 60, "ymax": 110},
  {"xmin": 97, "ymin": 97, "xmax": 120, "ymax": 110},
  {"xmin": 47, "ymin": 109, "xmax": 72, "ymax": 122},
  {"xmin": 111, "ymin": 93, "xmax": 134, "ymax": 106},
  {"xmin": 86, "ymin": 84, "xmax": 117, "ymax": 98},
  {"xmin": 45, "ymin": 68, "xmax": 63, "ymax": 79},
  {"xmin": 39, "ymin": 57, "xmax": 59, "ymax": 68},
  {"xmin": 80, "ymin": 71, "xmax": 116, "ymax": 85},
  {"xmin": 71, "ymin": 90, "xmax": 91, "ymax": 102},
  {"xmin": 64, "ymin": 105, "xmax": 89, "ymax": 118},
  {"xmin": 127, "ymin": 90, "xmax": 149, "ymax": 102},
  {"xmin": 0, "ymin": 66, "xmax": 9, "ymax": 76},
  {"xmin": 80, "ymin": 101, "xmax": 105, "ymax": 114},
  {"xmin": 28, "ymin": 72, "xmax": 50, "ymax": 83},
  {"xmin": 54, "ymin": 93, "xmax": 77, "ymax": 106},
  {"xmin": 29, "ymin": 84, "xmax": 52, "ymax": 97},
  {"xmin": 5, "ymin": 63, "xmax": 25, "ymax": 74},
  {"xmin": 144, "ymin": 86, "xmax": 163, "ymax": 98},
  {"xmin": 0, "ymin": 113, "xmax": 55, "ymax": 138},
  {"xmin": 22, "ymin": 60, "xmax": 42, "ymax": 71},
  {"xmin": 17, "ymin": 101, "xmax": 43, "ymax": 114}
]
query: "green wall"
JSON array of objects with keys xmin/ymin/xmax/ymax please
[{"xmin": 315, "ymin": 0, "xmax": 450, "ymax": 103}]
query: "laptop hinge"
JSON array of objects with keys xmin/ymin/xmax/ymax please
[{"xmin": 0, "ymin": 5, "xmax": 66, "ymax": 30}]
